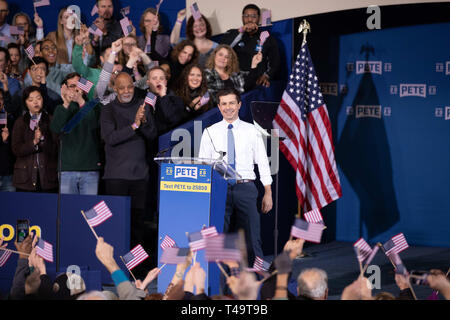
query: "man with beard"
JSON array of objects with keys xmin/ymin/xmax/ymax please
[
  {"xmin": 100, "ymin": 72, "xmax": 157, "ymax": 252},
  {"xmin": 91, "ymin": 0, "xmax": 127, "ymax": 56}
]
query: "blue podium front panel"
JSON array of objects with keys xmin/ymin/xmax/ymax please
[{"xmin": 157, "ymin": 163, "xmax": 226, "ymax": 295}]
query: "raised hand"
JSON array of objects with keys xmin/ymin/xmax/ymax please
[
  {"xmin": 177, "ymin": 9, "xmax": 186, "ymax": 22},
  {"xmin": 33, "ymin": 127, "xmax": 42, "ymax": 145},
  {"xmin": 34, "ymin": 12, "xmax": 43, "ymax": 28}
]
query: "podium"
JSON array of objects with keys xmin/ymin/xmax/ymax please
[{"xmin": 154, "ymin": 157, "xmax": 241, "ymax": 296}]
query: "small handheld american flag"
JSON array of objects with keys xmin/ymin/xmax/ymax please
[
  {"xmin": 259, "ymin": 31, "xmax": 270, "ymax": 48},
  {"xmin": 200, "ymin": 226, "xmax": 218, "ymax": 239},
  {"xmin": 0, "ymin": 112, "xmax": 7, "ymax": 126},
  {"xmin": 160, "ymin": 247, "xmax": 190, "ymax": 264},
  {"xmin": 304, "ymin": 208, "xmax": 323, "ymax": 224},
  {"xmin": 199, "ymin": 92, "xmax": 210, "ymax": 107},
  {"xmin": 77, "ymin": 77, "xmax": 94, "ymax": 94},
  {"xmin": 261, "ymin": 10, "xmax": 272, "ymax": 26},
  {"xmin": 91, "ymin": 4, "xmax": 98, "ymax": 16},
  {"xmin": 122, "ymin": 244, "xmax": 149, "ymax": 270},
  {"xmin": 10, "ymin": 26, "xmax": 24, "ymax": 36},
  {"xmin": 383, "ymin": 233, "xmax": 409, "ymax": 255},
  {"xmin": 0, "ymin": 249, "xmax": 12, "ymax": 267},
  {"xmin": 187, "ymin": 231, "xmax": 205, "ymax": 252},
  {"xmin": 290, "ymin": 218, "xmax": 323, "ymax": 243},
  {"xmin": 190, "ymin": 2, "xmax": 202, "ymax": 20},
  {"xmin": 88, "ymin": 24, "xmax": 103, "ymax": 37},
  {"xmin": 160, "ymin": 235, "xmax": 176, "ymax": 250},
  {"xmin": 84, "ymin": 200, "xmax": 113, "ymax": 227},
  {"xmin": 25, "ymin": 45, "xmax": 35, "ymax": 60},
  {"xmin": 145, "ymin": 92, "xmax": 157, "ymax": 108},
  {"xmin": 249, "ymin": 256, "xmax": 270, "ymax": 272},
  {"xmin": 205, "ymin": 233, "xmax": 242, "ymax": 262},
  {"xmin": 35, "ymin": 238, "xmax": 53, "ymax": 262},
  {"xmin": 33, "ymin": 0, "xmax": 50, "ymax": 8},
  {"xmin": 120, "ymin": 17, "xmax": 133, "ymax": 36},
  {"xmin": 353, "ymin": 238, "xmax": 372, "ymax": 263}
]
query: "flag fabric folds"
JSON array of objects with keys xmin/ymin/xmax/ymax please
[
  {"xmin": 290, "ymin": 218, "xmax": 323, "ymax": 243},
  {"xmin": 199, "ymin": 92, "xmax": 210, "ymax": 107},
  {"xmin": 201, "ymin": 226, "xmax": 218, "ymax": 239},
  {"xmin": 120, "ymin": 18, "xmax": 133, "ymax": 37},
  {"xmin": 272, "ymin": 43, "xmax": 342, "ymax": 212},
  {"xmin": 122, "ymin": 244, "xmax": 149, "ymax": 270},
  {"xmin": 187, "ymin": 231, "xmax": 205, "ymax": 252},
  {"xmin": 259, "ymin": 31, "xmax": 270, "ymax": 47},
  {"xmin": 160, "ymin": 247, "xmax": 190, "ymax": 264},
  {"xmin": 383, "ymin": 233, "xmax": 409, "ymax": 255},
  {"xmin": 35, "ymin": 238, "xmax": 53, "ymax": 262},
  {"xmin": 33, "ymin": 0, "xmax": 50, "ymax": 8},
  {"xmin": 88, "ymin": 24, "xmax": 103, "ymax": 37},
  {"xmin": 388, "ymin": 251, "xmax": 408, "ymax": 275},
  {"xmin": 353, "ymin": 238, "xmax": 372, "ymax": 263},
  {"xmin": 304, "ymin": 208, "xmax": 323, "ymax": 224},
  {"xmin": 91, "ymin": 4, "xmax": 98, "ymax": 16},
  {"xmin": 77, "ymin": 77, "xmax": 94, "ymax": 94},
  {"xmin": 145, "ymin": 92, "xmax": 157, "ymax": 108},
  {"xmin": 0, "ymin": 249, "xmax": 12, "ymax": 267},
  {"xmin": 261, "ymin": 10, "xmax": 272, "ymax": 26},
  {"xmin": 160, "ymin": 235, "xmax": 176, "ymax": 250},
  {"xmin": 25, "ymin": 45, "xmax": 35, "ymax": 60},
  {"xmin": 190, "ymin": 2, "xmax": 202, "ymax": 20},
  {"xmin": 10, "ymin": 26, "xmax": 24, "ymax": 35},
  {"xmin": 84, "ymin": 201, "xmax": 113, "ymax": 227},
  {"xmin": 251, "ymin": 256, "xmax": 270, "ymax": 272},
  {"xmin": 205, "ymin": 233, "xmax": 241, "ymax": 262}
]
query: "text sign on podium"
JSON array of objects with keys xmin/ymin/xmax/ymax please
[{"xmin": 157, "ymin": 162, "xmax": 226, "ymax": 295}]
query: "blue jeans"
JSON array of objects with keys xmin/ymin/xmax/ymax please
[
  {"xmin": 60, "ymin": 171, "xmax": 99, "ymax": 195},
  {"xmin": 0, "ymin": 175, "xmax": 15, "ymax": 192}
]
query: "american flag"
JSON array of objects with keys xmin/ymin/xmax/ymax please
[
  {"xmin": 0, "ymin": 249, "xmax": 12, "ymax": 267},
  {"xmin": 10, "ymin": 26, "xmax": 24, "ymax": 35},
  {"xmin": 187, "ymin": 231, "xmax": 205, "ymax": 252},
  {"xmin": 84, "ymin": 200, "xmax": 113, "ymax": 227},
  {"xmin": 120, "ymin": 17, "xmax": 133, "ymax": 36},
  {"xmin": 77, "ymin": 77, "xmax": 94, "ymax": 94},
  {"xmin": 353, "ymin": 238, "xmax": 372, "ymax": 263},
  {"xmin": 33, "ymin": 0, "xmax": 50, "ymax": 8},
  {"xmin": 261, "ymin": 10, "xmax": 272, "ymax": 26},
  {"xmin": 160, "ymin": 247, "xmax": 190, "ymax": 264},
  {"xmin": 35, "ymin": 238, "xmax": 53, "ymax": 262},
  {"xmin": 259, "ymin": 31, "xmax": 270, "ymax": 48},
  {"xmin": 251, "ymin": 256, "xmax": 270, "ymax": 272},
  {"xmin": 91, "ymin": 4, "xmax": 98, "ymax": 16},
  {"xmin": 199, "ymin": 92, "xmax": 210, "ymax": 107},
  {"xmin": 383, "ymin": 233, "xmax": 409, "ymax": 255},
  {"xmin": 120, "ymin": 6, "xmax": 130, "ymax": 17},
  {"xmin": 25, "ymin": 45, "xmax": 35, "ymax": 60},
  {"xmin": 190, "ymin": 2, "xmax": 202, "ymax": 20},
  {"xmin": 388, "ymin": 251, "xmax": 408, "ymax": 275},
  {"xmin": 145, "ymin": 92, "xmax": 157, "ymax": 108},
  {"xmin": 201, "ymin": 226, "xmax": 218, "ymax": 238},
  {"xmin": 272, "ymin": 43, "xmax": 342, "ymax": 212},
  {"xmin": 122, "ymin": 244, "xmax": 149, "ymax": 270},
  {"xmin": 88, "ymin": 24, "xmax": 103, "ymax": 37},
  {"xmin": 0, "ymin": 36, "xmax": 7, "ymax": 47},
  {"xmin": 365, "ymin": 245, "xmax": 379, "ymax": 266},
  {"xmin": 205, "ymin": 233, "xmax": 241, "ymax": 262},
  {"xmin": 160, "ymin": 235, "xmax": 176, "ymax": 250},
  {"xmin": 290, "ymin": 218, "xmax": 323, "ymax": 243},
  {"xmin": 0, "ymin": 112, "xmax": 7, "ymax": 125},
  {"xmin": 304, "ymin": 208, "xmax": 323, "ymax": 224}
]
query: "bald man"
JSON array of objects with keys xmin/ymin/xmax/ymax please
[
  {"xmin": 100, "ymin": 72, "xmax": 157, "ymax": 250},
  {"xmin": 297, "ymin": 268, "xmax": 328, "ymax": 300}
]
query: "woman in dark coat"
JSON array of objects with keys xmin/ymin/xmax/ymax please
[{"xmin": 11, "ymin": 86, "xmax": 58, "ymax": 192}]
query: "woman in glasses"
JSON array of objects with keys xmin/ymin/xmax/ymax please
[{"xmin": 137, "ymin": 8, "xmax": 170, "ymax": 61}]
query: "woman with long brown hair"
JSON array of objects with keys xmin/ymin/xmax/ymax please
[
  {"xmin": 45, "ymin": 7, "xmax": 94, "ymax": 65},
  {"xmin": 137, "ymin": 8, "xmax": 171, "ymax": 60}
]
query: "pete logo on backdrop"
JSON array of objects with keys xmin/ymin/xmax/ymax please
[
  {"xmin": 319, "ymin": 83, "xmax": 338, "ymax": 96},
  {"xmin": 399, "ymin": 84, "xmax": 427, "ymax": 98},
  {"xmin": 356, "ymin": 61, "xmax": 382, "ymax": 75},
  {"xmin": 174, "ymin": 166, "xmax": 198, "ymax": 179}
]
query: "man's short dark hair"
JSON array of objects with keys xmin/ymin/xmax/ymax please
[
  {"xmin": 217, "ymin": 88, "xmax": 241, "ymax": 104},
  {"xmin": 28, "ymin": 56, "xmax": 49, "ymax": 75},
  {"xmin": 0, "ymin": 47, "xmax": 10, "ymax": 61},
  {"xmin": 61, "ymin": 72, "xmax": 81, "ymax": 86},
  {"xmin": 242, "ymin": 4, "xmax": 260, "ymax": 17}
]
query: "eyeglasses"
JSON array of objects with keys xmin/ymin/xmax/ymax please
[
  {"xmin": 123, "ymin": 43, "xmax": 136, "ymax": 47},
  {"xmin": 242, "ymin": 14, "xmax": 258, "ymax": 19}
]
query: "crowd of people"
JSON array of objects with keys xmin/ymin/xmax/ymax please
[
  {"xmin": 2, "ymin": 234, "xmax": 449, "ymax": 301},
  {"xmin": 0, "ymin": 0, "xmax": 280, "ymax": 248}
]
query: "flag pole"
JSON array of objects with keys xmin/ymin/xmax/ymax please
[
  {"xmin": 215, "ymin": 260, "xmax": 229, "ymax": 279},
  {"xmin": 356, "ymin": 248, "xmax": 364, "ymax": 276},
  {"xmin": 259, "ymin": 269, "xmax": 278, "ymax": 284},
  {"xmin": 80, "ymin": 210, "xmax": 99, "ymax": 240},
  {"xmin": 157, "ymin": 263, "xmax": 167, "ymax": 272},
  {"xmin": 120, "ymin": 256, "xmax": 137, "ymax": 282},
  {"xmin": 0, "ymin": 247, "xmax": 30, "ymax": 256}
]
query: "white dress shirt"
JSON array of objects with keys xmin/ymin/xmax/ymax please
[{"xmin": 198, "ymin": 118, "xmax": 273, "ymax": 186}]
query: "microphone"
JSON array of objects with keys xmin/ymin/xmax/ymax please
[{"xmin": 205, "ymin": 127, "xmax": 226, "ymax": 160}]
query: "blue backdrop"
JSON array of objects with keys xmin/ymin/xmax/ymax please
[{"xmin": 330, "ymin": 22, "xmax": 450, "ymax": 247}]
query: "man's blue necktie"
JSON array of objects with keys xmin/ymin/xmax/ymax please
[{"xmin": 227, "ymin": 124, "xmax": 236, "ymax": 185}]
